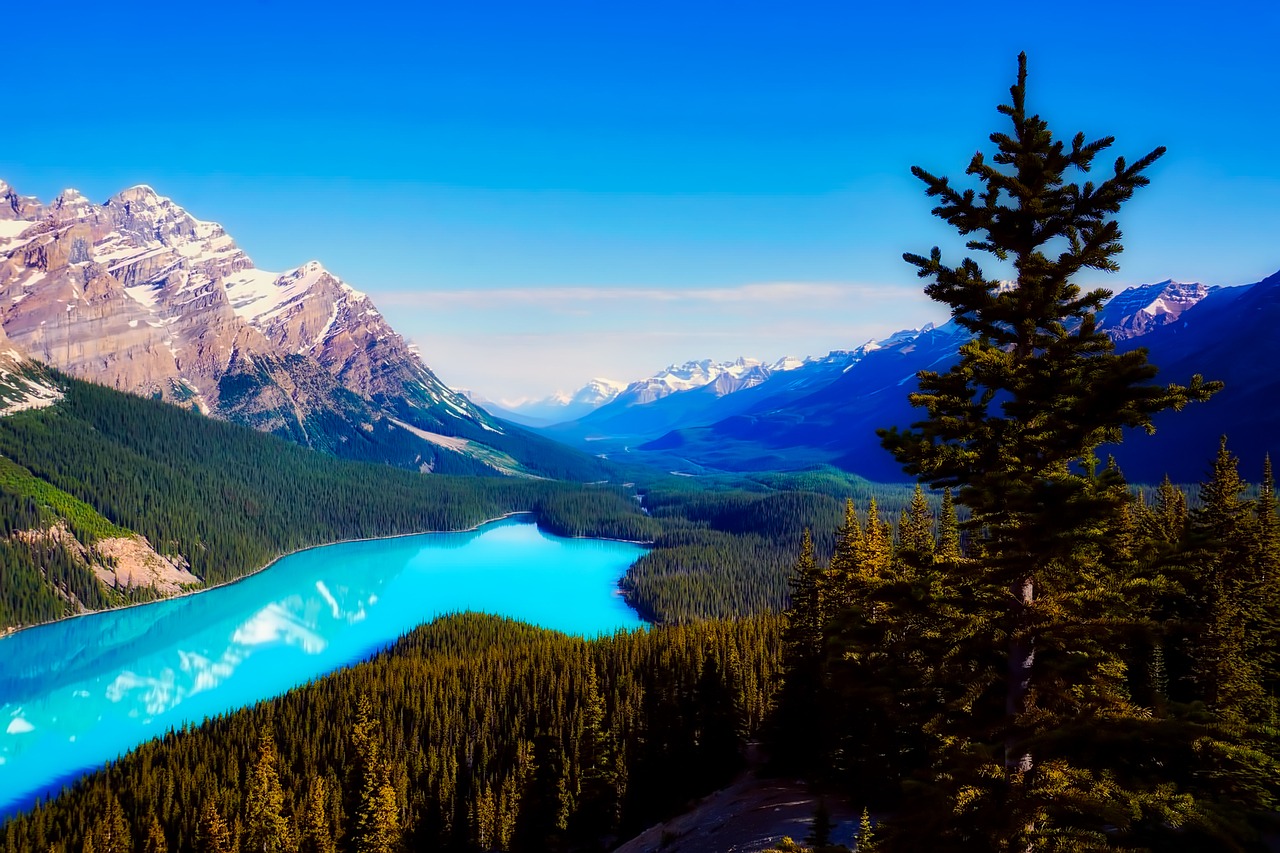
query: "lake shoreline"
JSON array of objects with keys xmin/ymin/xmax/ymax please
[
  {"xmin": 1, "ymin": 511, "xmax": 543, "ymax": 640},
  {"xmin": 0, "ymin": 519, "xmax": 649, "ymax": 820}
]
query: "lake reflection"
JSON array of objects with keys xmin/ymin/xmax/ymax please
[{"xmin": 0, "ymin": 518, "xmax": 645, "ymax": 815}]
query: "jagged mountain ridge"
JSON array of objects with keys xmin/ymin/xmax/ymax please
[
  {"xmin": 0, "ymin": 180, "xmax": 603, "ymax": 479},
  {"xmin": 538, "ymin": 327, "xmax": 936, "ymax": 448},
  {"xmin": 545, "ymin": 277, "xmax": 1269, "ymax": 483},
  {"xmin": 1095, "ymin": 279, "xmax": 1217, "ymax": 340},
  {"xmin": 476, "ymin": 377, "xmax": 630, "ymax": 426},
  {"xmin": 614, "ymin": 357, "xmax": 785, "ymax": 406}
]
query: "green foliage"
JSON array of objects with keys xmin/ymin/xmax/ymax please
[
  {"xmin": 623, "ymin": 488, "xmax": 846, "ymax": 622},
  {"xmin": 0, "ymin": 375, "xmax": 668, "ymax": 630},
  {"xmin": 768, "ymin": 54, "xmax": 1279, "ymax": 851},
  {"xmin": 196, "ymin": 801, "xmax": 232, "ymax": 853},
  {"xmin": 868, "ymin": 51, "xmax": 1234, "ymax": 848},
  {"xmin": 0, "ymin": 614, "xmax": 782, "ymax": 853},
  {"xmin": 299, "ymin": 779, "xmax": 336, "ymax": 853},
  {"xmin": 0, "ymin": 456, "xmax": 129, "ymax": 543},
  {"xmin": 0, "ymin": 372, "xmax": 926, "ymax": 630},
  {"xmin": 244, "ymin": 729, "xmax": 294, "ymax": 853}
]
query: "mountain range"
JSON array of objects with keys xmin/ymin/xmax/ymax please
[
  {"xmin": 1, "ymin": 177, "xmax": 1272, "ymax": 486},
  {"xmin": 465, "ymin": 377, "xmax": 629, "ymax": 427},
  {"xmin": 0, "ymin": 180, "xmax": 606, "ymax": 480},
  {"xmin": 529, "ymin": 277, "xmax": 1279, "ymax": 484}
]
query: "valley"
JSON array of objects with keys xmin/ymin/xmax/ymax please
[{"xmin": 504, "ymin": 276, "xmax": 1280, "ymax": 484}]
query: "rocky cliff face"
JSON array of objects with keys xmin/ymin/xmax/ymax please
[{"xmin": 0, "ymin": 179, "xmax": 498, "ymax": 464}]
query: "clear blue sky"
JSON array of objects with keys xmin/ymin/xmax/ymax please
[{"xmin": 4, "ymin": 0, "xmax": 1277, "ymax": 402}]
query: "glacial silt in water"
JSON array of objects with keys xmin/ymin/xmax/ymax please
[{"xmin": 0, "ymin": 518, "xmax": 645, "ymax": 815}]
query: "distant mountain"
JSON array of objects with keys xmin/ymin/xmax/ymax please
[
  {"xmin": 471, "ymin": 377, "xmax": 628, "ymax": 427},
  {"xmin": 612, "ymin": 357, "xmax": 782, "ymax": 406},
  {"xmin": 1108, "ymin": 272, "xmax": 1280, "ymax": 482},
  {"xmin": 539, "ymin": 330, "xmax": 935, "ymax": 452},
  {"xmin": 0, "ymin": 180, "xmax": 607, "ymax": 480},
  {"xmin": 540, "ymin": 354, "xmax": 851, "ymax": 446},
  {"xmin": 1096, "ymin": 279, "xmax": 1217, "ymax": 340},
  {"xmin": 559, "ymin": 277, "xmax": 1270, "ymax": 484}
]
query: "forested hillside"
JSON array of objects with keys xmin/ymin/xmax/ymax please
[
  {"xmin": 0, "ymin": 370, "xmax": 918, "ymax": 630},
  {"xmin": 0, "ymin": 613, "xmax": 783, "ymax": 853},
  {"xmin": 774, "ymin": 446, "xmax": 1280, "ymax": 849},
  {"xmin": 0, "ymin": 371, "xmax": 657, "ymax": 630}
]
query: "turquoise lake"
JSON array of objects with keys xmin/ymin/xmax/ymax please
[{"xmin": 0, "ymin": 517, "xmax": 646, "ymax": 816}]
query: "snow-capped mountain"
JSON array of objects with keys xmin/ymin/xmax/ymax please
[
  {"xmin": 465, "ymin": 378, "xmax": 627, "ymax": 427},
  {"xmin": 537, "ymin": 327, "xmax": 946, "ymax": 447},
  {"xmin": 0, "ymin": 179, "xmax": 603, "ymax": 479},
  {"xmin": 626, "ymin": 276, "xmax": 1277, "ymax": 482},
  {"xmin": 612, "ymin": 356, "xmax": 806, "ymax": 407},
  {"xmin": 534, "ymin": 275, "xmax": 1275, "ymax": 484},
  {"xmin": 567, "ymin": 377, "xmax": 629, "ymax": 408},
  {"xmin": 1096, "ymin": 280, "xmax": 1217, "ymax": 340}
]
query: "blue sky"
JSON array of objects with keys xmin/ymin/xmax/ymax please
[{"xmin": 3, "ymin": 1, "xmax": 1278, "ymax": 402}]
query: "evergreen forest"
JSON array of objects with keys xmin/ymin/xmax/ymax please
[
  {"xmin": 0, "ymin": 370, "xmax": 897, "ymax": 630},
  {"xmin": 0, "ymin": 613, "xmax": 781, "ymax": 853}
]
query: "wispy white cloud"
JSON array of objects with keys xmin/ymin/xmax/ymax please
[{"xmin": 378, "ymin": 280, "xmax": 920, "ymax": 309}]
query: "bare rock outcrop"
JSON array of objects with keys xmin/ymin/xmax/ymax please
[{"xmin": 0, "ymin": 179, "xmax": 490, "ymax": 446}]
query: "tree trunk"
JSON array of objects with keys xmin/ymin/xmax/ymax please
[{"xmin": 1006, "ymin": 574, "xmax": 1034, "ymax": 774}]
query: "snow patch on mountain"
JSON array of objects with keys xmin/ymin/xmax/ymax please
[
  {"xmin": 0, "ymin": 177, "xmax": 496, "ymax": 452},
  {"xmin": 1097, "ymin": 280, "xmax": 1217, "ymax": 341}
]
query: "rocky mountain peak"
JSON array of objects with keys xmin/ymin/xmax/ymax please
[
  {"xmin": 51, "ymin": 188, "xmax": 92, "ymax": 215},
  {"xmin": 0, "ymin": 181, "xmax": 495, "ymax": 457},
  {"xmin": 113, "ymin": 184, "xmax": 160, "ymax": 203},
  {"xmin": 1097, "ymin": 279, "xmax": 1217, "ymax": 341},
  {"xmin": 105, "ymin": 184, "xmax": 221, "ymax": 250}
]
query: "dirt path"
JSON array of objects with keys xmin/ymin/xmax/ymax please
[{"xmin": 613, "ymin": 746, "xmax": 860, "ymax": 853}]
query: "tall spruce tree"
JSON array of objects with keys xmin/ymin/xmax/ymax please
[
  {"xmin": 300, "ymin": 778, "xmax": 336, "ymax": 853},
  {"xmin": 1257, "ymin": 455, "xmax": 1280, "ymax": 705},
  {"xmin": 1187, "ymin": 438, "xmax": 1267, "ymax": 723},
  {"xmin": 196, "ymin": 801, "xmax": 233, "ymax": 853},
  {"xmin": 936, "ymin": 488, "xmax": 961, "ymax": 562},
  {"xmin": 878, "ymin": 53, "xmax": 1221, "ymax": 848},
  {"xmin": 244, "ymin": 728, "xmax": 294, "ymax": 853},
  {"xmin": 776, "ymin": 529, "xmax": 832, "ymax": 775}
]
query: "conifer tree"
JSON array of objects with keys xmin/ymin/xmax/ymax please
[
  {"xmin": 775, "ymin": 529, "xmax": 829, "ymax": 774},
  {"xmin": 244, "ymin": 728, "xmax": 294, "ymax": 853},
  {"xmin": 856, "ymin": 808, "xmax": 876, "ymax": 852},
  {"xmin": 349, "ymin": 696, "xmax": 401, "ymax": 853},
  {"xmin": 895, "ymin": 484, "xmax": 935, "ymax": 562},
  {"xmin": 356, "ymin": 782, "xmax": 400, "ymax": 853},
  {"xmin": 878, "ymin": 52, "xmax": 1220, "ymax": 848},
  {"xmin": 855, "ymin": 498, "xmax": 892, "ymax": 583},
  {"xmin": 806, "ymin": 799, "xmax": 833, "ymax": 849},
  {"xmin": 1187, "ymin": 437, "xmax": 1266, "ymax": 722},
  {"xmin": 299, "ymin": 778, "xmax": 335, "ymax": 853},
  {"xmin": 935, "ymin": 488, "xmax": 961, "ymax": 562},
  {"xmin": 197, "ymin": 801, "xmax": 233, "ymax": 853},
  {"xmin": 694, "ymin": 651, "xmax": 745, "ymax": 787},
  {"xmin": 88, "ymin": 795, "xmax": 130, "ymax": 853},
  {"xmin": 1257, "ymin": 455, "xmax": 1280, "ymax": 703},
  {"xmin": 826, "ymin": 499, "xmax": 862, "ymax": 610},
  {"xmin": 142, "ymin": 812, "xmax": 168, "ymax": 853},
  {"xmin": 568, "ymin": 664, "xmax": 617, "ymax": 850},
  {"xmin": 512, "ymin": 734, "xmax": 569, "ymax": 853},
  {"xmin": 1146, "ymin": 475, "xmax": 1189, "ymax": 546},
  {"xmin": 784, "ymin": 529, "xmax": 824, "ymax": 660}
]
